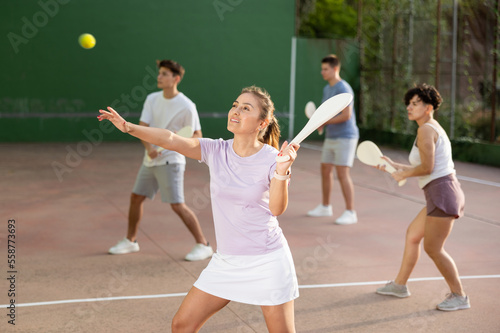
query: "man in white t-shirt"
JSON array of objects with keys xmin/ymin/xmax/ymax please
[{"xmin": 109, "ymin": 60, "xmax": 213, "ymax": 261}]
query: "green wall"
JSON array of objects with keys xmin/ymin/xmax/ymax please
[{"xmin": 1, "ymin": 0, "xmax": 295, "ymax": 142}]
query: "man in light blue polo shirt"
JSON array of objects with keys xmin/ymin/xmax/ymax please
[{"xmin": 307, "ymin": 54, "xmax": 359, "ymax": 225}]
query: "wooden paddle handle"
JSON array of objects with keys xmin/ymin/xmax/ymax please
[
  {"xmin": 379, "ymin": 158, "xmax": 406, "ymax": 186},
  {"xmin": 276, "ymin": 154, "xmax": 291, "ymax": 163}
]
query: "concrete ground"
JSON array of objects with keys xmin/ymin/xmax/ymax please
[{"xmin": 1, "ymin": 141, "xmax": 499, "ymax": 332}]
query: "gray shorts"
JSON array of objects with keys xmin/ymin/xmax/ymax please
[
  {"xmin": 321, "ymin": 138, "xmax": 358, "ymax": 167},
  {"xmin": 132, "ymin": 163, "xmax": 185, "ymax": 203},
  {"xmin": 423, "ymin": 174, "xmax": 465, "ymax": 218}
]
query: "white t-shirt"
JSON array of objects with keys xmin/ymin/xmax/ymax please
[
  {"xmin": 140, "ymin": 91, "xmax": 201, "ymax": 166},
  {"xmin": 409, "ymin": 122, "xmax": 455, "ymax": 188}
]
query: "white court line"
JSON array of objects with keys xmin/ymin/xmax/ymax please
[
  {"xmin": 456, "ymin": 175, "xmax": 500, "ymax": 188},
  {"xmin": 4, "ymin": 275, "xmax": 499, "ymax": 309},
  {"xmin": 299, "ymin": 274, "xmax": 500, "ymax": 289},
  {"xmin": 4, "ymin": 292, "xmax": 188, "ymax": 308}
]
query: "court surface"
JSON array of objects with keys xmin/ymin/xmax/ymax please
[{"xmin": 1, "ymin": 141, "xmax": 499, "ymax": 332}]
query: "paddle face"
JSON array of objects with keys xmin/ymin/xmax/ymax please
[
  {"xmin": 276, "ymin": 93, "xmax": 353, "ymax": 163},
  {"xmin": 292, "ymin": 93, "xmax": 352, "ymax": 145},
  {"xmin": 356, "ymin": 140, "xmax": 406, "ymax": 186},
  {"xmin": 305, "ymin": 101, "xmax": 316, "ymax": 119},
  {"xmin": 147, "ymin": 125, "xmax": 193, "ymax": 161},
  {"xmin": 176, "ymin": 125, "xmax": 193, "ymax": 138},
  {"xmin": 356, "ymin": 141, "xmax": 386, "ymax": 167}
]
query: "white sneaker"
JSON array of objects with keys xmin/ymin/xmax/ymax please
[
  {"xmin": 436, "ymin": 293, "xmax": 471, "ymax": 311},
  {"xmin": 307, "ymin": 204, "xmax": 333, "ymax": 217},
  {"xmin": 109, "ymin": 238, "xmax": 140, "ymax": 254},
  {"xmin": 185, "ymin": 243, "xmax": 214, "ymax": 261},
  {"xmin": 335, "ymin": 210, "xmax": 358, "ymax": 225}
]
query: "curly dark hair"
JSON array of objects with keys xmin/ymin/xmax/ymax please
[{"xmin": 404, "ymin": 83, "xmax": 443, "ymax": 111}]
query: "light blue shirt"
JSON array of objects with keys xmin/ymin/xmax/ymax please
[{"xmin": 322, "ymin": 80, "xmax": 359, "ymax": 139}]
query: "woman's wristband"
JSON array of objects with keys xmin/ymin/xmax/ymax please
[{"xmin": 273, "ymin": 170, "xmax": 291, "ymax": 181}]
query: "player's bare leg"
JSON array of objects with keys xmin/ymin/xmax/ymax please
[
  {"xmin": 394, "ymin": 208, "xmax": 426, "ymax": 285},
  {"xmin": 424, "ymin": 215, "xmax": 465, "ymax": 296},
  {"xmin": 335, "ymin": 165, "xmax": 354, "ymax": 211},
  {"xmin": 127, "ymin": 193, "xmax": 147, "ymax": 242},
  {"xmin": 172, "ymin": 287, "xmax": 230, "ymax": 332},
  {"xmin": 321, "ymin": 163, "xmax": 335, "ymax": 206},
  {"xmin": 261, "ymin": 300, "xmax": 296, "ymax": 333},
  {"xmin": 171, "ymin": 203, "xmax": 208, "ymax": 245}
]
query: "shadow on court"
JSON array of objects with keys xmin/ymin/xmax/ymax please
[{"xmin": 1, "ymin": 141, "xmax": 499, "ymax": 332}]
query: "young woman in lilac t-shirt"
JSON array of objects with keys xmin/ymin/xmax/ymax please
[{"xmin": 99, "ymin": 86, "xmax": 300, "ymax": 332}]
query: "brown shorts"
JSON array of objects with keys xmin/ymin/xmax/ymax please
[{"xmin": 423, "ymin": 174, "xmax": 465, "ymax": 218}]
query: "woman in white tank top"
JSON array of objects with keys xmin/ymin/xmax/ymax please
[{"xmin": 374, "ymin": 84, "xmax": 470, "ymax": 311}]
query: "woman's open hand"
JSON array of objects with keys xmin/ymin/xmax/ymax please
[{"xmin": 97, "ymin": 107, "xmax": 130, "ymax": 133}]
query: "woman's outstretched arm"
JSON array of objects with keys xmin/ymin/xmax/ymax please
[{"xmin": 98, "ymin": 107, "xmax": 202, "ymax": 160}]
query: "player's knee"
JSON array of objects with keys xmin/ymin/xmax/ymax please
[
  {"xmin": 335, "ymin": 166, "xmax": 350, "ymax": 179},
  {"xmin": 170, "ymin": 202, "xmax": 185, "ymax": 214},
  {"xmin": 321, "ymin": 164, "xmax": 333, "ymax": 173},
  {"xmin": 405, "ymin": 231, "xmax": 422, "ymax": 245},
  {"xmin": 130, "ymin": 193, "xmax": 146, "ymax": 205},
  {"xmin": 171, "ymin": 313, "xmax": 194, "ymax": 332},
  {"xmin": 423, "ymin": 242, "xmax": 441, "ymax": 258},
  {"xmin": 406, "ymin": 227, "xmax": 424, "ymax": 244},
  {"xmin": 336, "ymin": 172, "xmax": 349, "ymax": 182},
  {"xmin": 171, "ymin": 315, "xmax": 182, "ymax": 332}
]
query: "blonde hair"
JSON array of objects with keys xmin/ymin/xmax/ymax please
[{"xmin": 240, "ymin": 86, "xmax": 280, "ymax": 149}]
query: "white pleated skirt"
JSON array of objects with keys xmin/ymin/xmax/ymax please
[{"xmin": 193, "ymin": 241, "xmax": 299, "ymax": 306}]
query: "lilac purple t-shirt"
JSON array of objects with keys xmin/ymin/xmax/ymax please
[{"xmin": 198, "ymin": 138, "xmax": 286, "ymax": 255}]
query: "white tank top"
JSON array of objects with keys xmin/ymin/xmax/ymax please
[{"xmin": 408, "ymin": 122, "xmax": 456, "ymax": 188}]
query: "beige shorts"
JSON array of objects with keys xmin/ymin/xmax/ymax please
[
  {"xmin": 132, "ymin": 163, "xmax": 185, "ymax": 203},
  {"xmin": 321, "ymin": 138, "xmax": 358, "ymax": 167}
]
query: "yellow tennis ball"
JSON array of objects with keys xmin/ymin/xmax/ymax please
[{"xmin": 78, "ymin": 33, "xmax": 96, "ymax": 49}]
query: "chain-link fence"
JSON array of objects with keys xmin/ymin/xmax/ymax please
[
  {"xmin": 358, "ymin": 0, "xmax": 498, "ymax": 142},
  {"xmin": 297, "ymin": 0, "xmax": 499, "ymax": 143}
]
